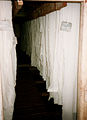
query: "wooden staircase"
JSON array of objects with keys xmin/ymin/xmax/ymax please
[{"xmin": 13, "ymin": 50, "xmax": 62, "ymax": 120}]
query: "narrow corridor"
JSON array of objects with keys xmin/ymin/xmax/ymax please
[{"xmin": 12, "ymin": 51, "xmax": 62, "ymax": 120}]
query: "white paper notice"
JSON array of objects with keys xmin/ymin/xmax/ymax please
[{"xmin": 60, "ymin": 21, "xmax": 72, "ymax": 32}]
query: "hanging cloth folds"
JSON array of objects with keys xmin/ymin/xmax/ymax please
[
  {"xmin": 0, "ymin": 1, "xmax": 17, "ymax": 120},
  {"xmin": 20, "ymin": 3, "xmax": 80, "ymax": 120},
  {"xmin": 0, "ymin": 20, "xmax": 13, "ymax": 31}
]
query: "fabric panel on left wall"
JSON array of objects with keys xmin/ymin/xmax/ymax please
[{"xmin": 0, "ymin": 1, "xmax": 17, "ymax": 120}]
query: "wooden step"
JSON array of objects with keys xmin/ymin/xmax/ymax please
[
  {"xmin": 13, "ymin": 64, "xmax": 62, "ymax": 120},
  {"xmin": 35, "ymin": 80, "xmax": 46, "ymax": 84},
  {"xmin": 41, "ymin": 92, "xmax": 49, "ymax": 97}
]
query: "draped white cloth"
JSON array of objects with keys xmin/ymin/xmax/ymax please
[
  {"xmin": 0, "ymin": 68, "xmax": 3, "ymax": 120},
  {"xmin": 20, "ymin": 3, "xmax": 80, "ymax": 120},
  {"xmin": 0, "ymin": 1, "xmax": 17, "ymax": 120}
]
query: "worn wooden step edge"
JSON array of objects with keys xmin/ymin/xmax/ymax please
[
  {"xmin": 41, "ymin": 92, "xmax": 49, "ymax": 97},
  {"xmin": 35, "ymin": 80, "xmax": 46, "ymax": 84}
]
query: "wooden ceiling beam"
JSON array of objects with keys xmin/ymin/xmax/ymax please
[
  {"xmin": 24, "ymin": 0, "xmax": 84, "ymax": 2},
  {"xmin": 30, "ymin": 2, "xmax": 67, "ymax": 19}
]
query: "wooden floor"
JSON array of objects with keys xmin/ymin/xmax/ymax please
[{"xmin": 12, "ymin": 50, "xmax": 62, "ymax": 120}]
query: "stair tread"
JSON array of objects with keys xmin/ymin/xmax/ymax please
[{"xmin": 13, "ymin": 63, "xmax": 62, "ymax": 120}]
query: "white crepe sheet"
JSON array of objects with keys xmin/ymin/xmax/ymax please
[{"xmin": 0, "ymin": 1, "xmax": 17, "ymax": 120}]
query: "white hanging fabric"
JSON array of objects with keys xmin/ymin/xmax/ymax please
[
  {"xmin": 0, "ymin": 68, "xmax": 3, "ymax": 120},
  {"xmin": 59, "ymin": 4, "xmax": 80, "ymax": 120},
  {"xmin": 20, "ymin": 3, "xmax": 80, "ymax": 120},
  {"xmin": 0, "ymin": 1, "xmax": 17, "ymax": 120}
]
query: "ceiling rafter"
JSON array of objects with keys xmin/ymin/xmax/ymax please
[
  {"xmin": 13, "ymin": 0, "xmax": 83, "ymax": 22},
  {"xmin": 23, "ymin": 0, "xmax": 83, "ymax": 2}
]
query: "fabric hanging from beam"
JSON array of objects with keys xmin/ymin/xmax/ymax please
[
  {"xmin": 0, "ymin": 1, "xmax": 17, "ymax": 120},
  {"xmin": 20, "ymin": 3, "xmax": 80, "ymax": 120}
]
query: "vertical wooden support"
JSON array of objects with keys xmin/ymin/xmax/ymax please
[
  {"xmin": 13, "ymin": 0, "xmax": 23, "ymax": 17},
  {"xmin": 77, "ymin": 2, "xmax": 87, "ymax": 120}
]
